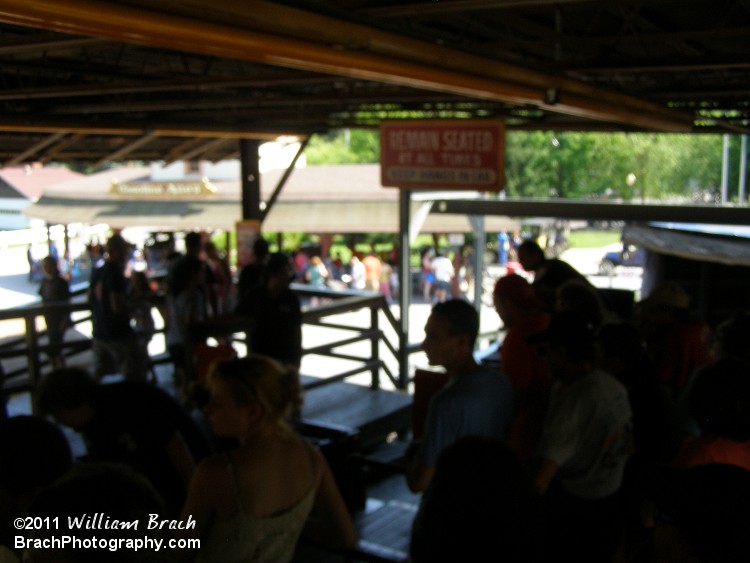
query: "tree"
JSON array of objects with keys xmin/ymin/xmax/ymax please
[
  {"xmin": 504, "ymin": 131, "xmax": 726, "ymax": 201},
  {"xmin": 303, "ymin": 128, "xmax": 730, "ymax": 202},
  {"xmin": 305, "ymin": 129, "xmax": 379, "ymax": 164}
]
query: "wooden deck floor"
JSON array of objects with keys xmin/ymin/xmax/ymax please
[
  {"xmin": 293, "ymin": 470, "xmax": 418, "ymax": 563},
  {"xmin": 4, "ymin": 359, "xmax": 420, "ymax": 562},
  {"xmin": 301, "ymin": 375, "xmax": 412, "ymax": 448},
  {"xmin": 298, "ymin": 375, "xmax": 418, "ymax": 561}
]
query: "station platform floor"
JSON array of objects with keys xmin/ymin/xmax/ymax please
[{"xmin": 4, "ymin": 359, "xmax": 420, "ymax": 562}]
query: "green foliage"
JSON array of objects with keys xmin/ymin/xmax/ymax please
[
  {"xmin": 305, "ymin": 129, "xmax": 379, "ymax": 164},
  {"xmin": 277, "ymin": 232, "xmax": 317, "ymax": 253},
  {"xmin": 504, "ymin": 131, "xmax": 726, "ymax": 200},
  {"xmin": 567, "ymin": 230, "xmax": 622, "ymax": 248},
  {"xmin": 303, "ymin": 128, "xmax": 732, "ymax": 202},
  {"xmin": 209, "ymin": 230, "xmax": 233, "ymax": 252}
]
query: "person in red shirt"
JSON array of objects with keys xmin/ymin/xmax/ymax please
[{"xmin": 493, "ymin": 274, "xmax": 551, "ymax": 462}]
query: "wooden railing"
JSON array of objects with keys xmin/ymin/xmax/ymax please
[
  {"xmin": 0, "ymin": 296, "xmax": 93, "ymax": 395},
  {"xmin": 293, "ymin": 284, "xmax": 409, "ymax": 391},
  {"xmin": 1, "ymin": 284, "xmax": 417, "ymax": 412}
]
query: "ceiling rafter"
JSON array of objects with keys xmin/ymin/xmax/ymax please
[
  {"xmin": 359, "ymin": 0, "xmax": 594, "ymax": 18},
  {"xmin": 2, "ymin": 130, "xmax": 66, "ymax": 165},
  {"xmin": 173, "ymin": 137, "xmax": 234, "ymax": 163},
  {"xmin": 569, "ymin": 59, "xmax": 750, "ymax": 74},
  {"xmin": 163, "ymin": 137, "xmax": 208, "ymax": 165},
  {"xmin": 38, "ymin": 133, "xmax": 87, "ymax": 163},
  {"xmin": 0, "ymin": 0, "xmax": 693, "ymax": 131},
  {"xmin": 45, "ymin": 88, "xmax": 473, "ymax": 116},
  {"xmin": 0, "ymin": 33, "xmax": 105, "ymax": 55},
  {"xmin": 0, "ymin": 72, "xmax": 339, "ymax": 101},
  {"xmin": 0, "ymin": 1, "xmax": 745, "ymax": 164},
  {"xmin": 93, "ymin": 131, "xmax": 160, "ymax": 168},
  {"xmin": 0, "ymin": 118, "xmax": 285, "ymax": 139}
]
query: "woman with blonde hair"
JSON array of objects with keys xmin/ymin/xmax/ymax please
[{"xmin": 177, "ymin": 355, "xmax": 356, "ymax": 562}]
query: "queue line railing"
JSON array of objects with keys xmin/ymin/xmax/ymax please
[
  {"xmin": 292, "ymin": 283, "xmax": 410, "ymax": 391},
  {"xmin": 0, "ymin": 284, "xmax": 415, "ymax": 412}
]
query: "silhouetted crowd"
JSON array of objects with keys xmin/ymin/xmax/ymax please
[{"xmin": 2, "ymin": 235, "xmax": 750, "ymax": 562}]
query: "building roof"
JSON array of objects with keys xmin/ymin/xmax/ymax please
[
  {"xmin": 23, "ymin": 163, "xmax": 520, "ymax": 233},
  {"xmin": 624, "ymin": 223, "xmax": 750, "ymax": 267},
  {"xmin": 0, "ymin": 165, "xmax": 83, "ymax": 200}
]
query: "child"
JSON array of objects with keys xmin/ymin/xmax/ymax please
[
  {"xmin": 38, "ymin": 256, "xmax": 71, "ymax": 369},
  {"xmin": 129, "ymin": 271, "xmax": 156, "ymax": 377}
]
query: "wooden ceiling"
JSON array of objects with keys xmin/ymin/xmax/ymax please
[{"xmin": 0, "ymin": 0, "xmax": 748, "ymax": 165}]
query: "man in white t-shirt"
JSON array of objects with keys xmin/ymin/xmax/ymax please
[
  {"xmin": 528, "ymin": 311, "xmax": 633, "ymax": 562},
  {"xmin": 430, "ymin": 253, "xmax": 454, "ymax": 303}
]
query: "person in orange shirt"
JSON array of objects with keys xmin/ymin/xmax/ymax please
[{"xmin": 362, "ymin": 253, "xmax": 382, "ymax": 292}]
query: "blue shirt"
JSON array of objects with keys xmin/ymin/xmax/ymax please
[{"xmin": 419, "ymin": 367, "xmax": 514, "ymax": 466}]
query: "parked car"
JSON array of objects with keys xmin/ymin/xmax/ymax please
[{"xmin": 599, "ymin": 246, "xmax": 645, "ymax": 275}]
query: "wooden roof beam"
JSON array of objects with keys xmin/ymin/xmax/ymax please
[
  {"xmin": 361, "ymin": 0, "xmax": 591, "ymax": 18},
  {"xmin": 569, "ymin": 60, "xmax": 750, "ymax": 74},
  {"xmin": 163, "ymin": 137, "xmax": 215, "ymax": 165},
  {"xmin": 0, "ymin": 0, "xmax": 693, "ymax": 132},
  {"xmin": 0, "ymin": 33, "xmax": 103, "ymax": 55},
  {"xmin": 176, "ymin": 138, "xmax": 233, "ymax": 162},
  {"xmin": 0, "ymin": 120, "xmax": 284, "ymax": 139},
  {"xmin": 2, "ymin": 131, "xmax": 67, "ymax": 166},
  {"xmin": 0, "ymin": 73, "xmax": 334, "ymax": 101},
  {"xmin": 39, "ymin": 133, "xmax": 87, "ymax": 163},
  {"xmin": 212, "ymin": 147, "xmax": 240, "ymax": 162},
  {"xmin": 93, "ymin": 132, "xmax": 159, "ymax": 168},
  {"xmin": 50, "ymin": 89, "xmax": 471, "ymax": 115}
]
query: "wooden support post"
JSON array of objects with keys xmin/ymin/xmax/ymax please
[
  {"xmin": 397, "ymin": 189, "xmax": 411, "ymax": 391},
  {"xmin": 370, "ymin": 305, "xmax": 380, "ymax": 390},
  {"xmin": 24, "ymin": 314, "xmax": 42, "ymax": 414},
  {"xmin": 240, "ymin": 139, "xmax": 262, "ymax": 222}
]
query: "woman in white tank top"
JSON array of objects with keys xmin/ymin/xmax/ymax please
[{"xmin": 176, "ymin": 355, "xmax": 357, "ymax": 562}]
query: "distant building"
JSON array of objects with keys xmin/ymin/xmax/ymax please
[
  {"xmin": 0, "ymin": 164, "xmax": 83, "ymax": 230},
  {"xmin": 24, "ymin": 161, "xmax": 518, "ymax": 234}
]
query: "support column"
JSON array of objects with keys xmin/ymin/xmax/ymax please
[
  {"xmin": 240, "ymin": 139, "xmax": 262, "ymax": 222},
  {"xmin": 469, "ymin": 215, "xmax": 485, "ymax": 315},
  {"xmin": 397, "ymin": 189, "xmax": 412, "ymax": 390},
  {"xmin": 46, "ymin": 223, "xmax": 52, "ymax": 255},
  {"xmin": 721, "ymin": 134, "xmax": 730, "ymax": 204},
  {"xmin": 319, "ymin": 233, "xmax": 333, "ymax": 259},
  {"xmin": 224, "ymin": 231, "xmax": 232, "ymax": 266},
  {"xmin": 739, "ymin": 135, "xmax": 747, "ymax": 205},
  {"xmin": 63, "ymin": 224, "xmax": 73, "ymax": 265}
]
